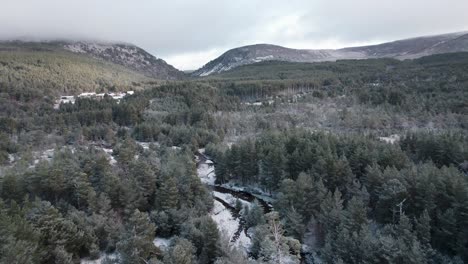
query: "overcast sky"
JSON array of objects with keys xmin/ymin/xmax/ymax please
[{"xmin": 1, "ymin": 0, "xmax": 468, "ymax": 70}]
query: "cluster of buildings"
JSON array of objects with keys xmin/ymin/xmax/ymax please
[{"xmin": 54, "ymin": 91, "xmax": 134, "ymax": 109}]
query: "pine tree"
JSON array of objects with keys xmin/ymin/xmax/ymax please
[
  {"xmin": 275, "ymin": 178, "xmax": 297, "ymax": 216},
  {"xmin": 250, "ymin": 225, "xmax": 268, "ymax": 259},
  {"xmin": 158, "ymin": 177, "xmax": 179, "ymax": 211},
  {"xmin": 117, "ymin": 209, "xmax": 157, "ymax": 263},
  {"xmin": 73, "ymin": 172, "xmax": 95, "ymax": 209},
  {"xmin": 0, "ymin": 173, "xmax": 22, "ymax": 202},
  {"xmin": 318, "ymin": 189, "xmax": 344, "ymax": 238},
  {"xmin": 53, "ymin": 245, "xmax": 74, "ymax": 264},
  {"xmin": 396, "ymin": 214, "xmax": 415, "ymax": 246},
  {"xmin": 165, "ymin": 237, "xmax": 196, "ymax": 264},
  {"xmin": 214, "ymin": 154, "xmax": 229, "ymax": 184},
  {"xmin": 284, "ymin": 207, "xmax": 305, "ymax": 241},
  {"xmin": 130, "ymin": 160, "xmax": 157, "ymax": 211},
  {"xmin": 246, "ymin": 200, "xmax": 265, "ymax": 228},
  {"xmin": 375, "ymin": 178, "xmax": 407, "ymax": 224},
  {"xmin": 235, "ymin": 199, "xmax": 243, "ymax": 213},
  {"xmin": 362, "ymin": 164, "xmax": 384, "ymax": 208},
  {"xmin": 0, "ymin": 203, "xmax": 42, "ymax": 264},
  {"xmin": 27, "ymin": 200, "xmax": 85, "ymax": 262},
  {"xmin": 344, "ymin": 196, "xmax": 369, "ymax": 233},
  {"xmin": 259, "ymin": 145, "xmax": 285, "ymax": 192},
  {"xmin": 199, "ymin": 217, "xmax": 220, "ymax": 264},
  {"xmin": 433, "ymin": 209, "xmax": 457, "ymax": 255},
  {"xmin": 415, "ymin": 209, "xmax": 431, "ymax": 247},
  {"xmin": 294, "ymin": 172, "xmax": 315, "ymax": 222}
]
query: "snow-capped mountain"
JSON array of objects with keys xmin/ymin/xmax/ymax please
[
  {"xmin": 63, "ymin": 41, "xmax": 185, "ymax": 80},
  {"xmin": 193, "ymin": 32, "xmax": 468, "ymax": 76},
  {"xmin": 193, "ymin": 44, "xmax": 334, "ymax": 77}
]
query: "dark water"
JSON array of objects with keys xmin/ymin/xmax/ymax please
[
  {"xmin": 211, "ymin": 185, "xmax": 274, "ymax": 242},
  {"xmin": 212, "ymin": 185, "xmax": 272, "ymax": 213}
]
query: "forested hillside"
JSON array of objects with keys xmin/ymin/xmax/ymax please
[
  {"xmin": 0, "ymin": 52, "xmax": 467, "ymax": 263},
  {"xmin": 0, "ymin": 41, "xmax": 176, "ymax": 96}
]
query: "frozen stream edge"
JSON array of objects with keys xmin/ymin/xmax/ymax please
[{"xmin": 196, "ymin": 151, "xmax": 252, "ymax": 254}]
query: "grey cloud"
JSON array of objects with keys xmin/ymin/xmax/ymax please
[{"xmin": 1, "ymin": 0, "xmax": 467, "ymax": 70}]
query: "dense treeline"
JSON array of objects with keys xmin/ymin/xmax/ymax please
[
  {"xmin": 1, "ymin": 52, "xmax": 468, "ymax": 263},
  {"xmin": 0, "ymin": 140, "xmax": 220, "ymax": 263},
  {"xmin": 207, "ymin": 130, "xmax": 468, "ymax": 262}
]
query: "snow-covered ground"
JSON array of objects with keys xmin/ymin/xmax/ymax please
[
  {"xmin": 54, "ymin": 91, "xmax": 134, "ymax": 109},
  {"xmin": 197, "ymin": 163, "xmax": 216, "ymax": 185},
  {"xmin": 213, "ymin": 191, "xmax": 251, "ymax": 209},
  {"xmin": 211, "ymin": 200, "xmax": 238, "ymax": 238},
  {"xmin": 210, "ymin": 200, "xmax": 251, "ymax": 252}
]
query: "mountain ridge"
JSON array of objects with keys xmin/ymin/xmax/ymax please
[
  {"xmin": 0, "ymin": 40, "xmax": 185, "ymax": 80},
  {"xmin": 61, "ymin": 41, "xmax": 185, "ymax": 80},
  {"xmin": 193, "ymin": 31, "xmax": 468, "ymax": 76}
]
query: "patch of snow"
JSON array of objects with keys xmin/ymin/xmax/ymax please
[
  {"xmin": 78, "ymin": 92, "xmax": 96, "ymax": 98},
  {"xmin": 8, "ymin": 154, "xmax": 14, "ymax": 164},
  {"xmin": 102, "ymin": 148, "xmax": 117, "ymax": 165},
  {"xmin": 153, "ymin": 237, "xmax": 173, "ymax": 250},
  {"xmin": 199, "ymin": 63, "xmax": 223, "ymax": 76},
  {"xmin": 136, "ymin": 141, "xmax": 151, "ymax": 150},
  {"xmin": 55, "ymin": 92, "xmax": 132, "ymax": 110},
  {"xmin": 55, "ymin": 96, "xmax": 75, "ymax": 108},
  {"xmin": 252, "ymin": 55, "xmax": 274, "ymax": 63},
  {"xmin": 81, "ymin": 253, "xmax": 118, "ymax": 264},
  {"xmin": 243, "ymin": 101, "xmax": 263, "ymax": 106},
  {"xmin": 39, "ymin": 149, "xmax": 55, "ymax": 162},
  {"xmin": 379, "ymin": 134, "xmax": 400, "ymax": 144}
]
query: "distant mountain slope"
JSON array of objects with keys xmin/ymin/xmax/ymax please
[
  {"xmin": 193, "ymin": 32, "xmax": 468, "ymax": 76},
  {"xmin": 193, "ymin": 44, "xmax": 334, "ymax": 77},
  {"xmin": 211, "ymin": 52, "xmax": 468, "ymax": 81},
  {"xmin": 62, "ymin": 41, "xmax": 185, "ymax": 80},
  {"xmin": 0, "ymin": 41, "xmax": 155, "ymax": 95},
  {"xmin": 0, "ymin": 41, "xmax": 186, "ymax": 95}
]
